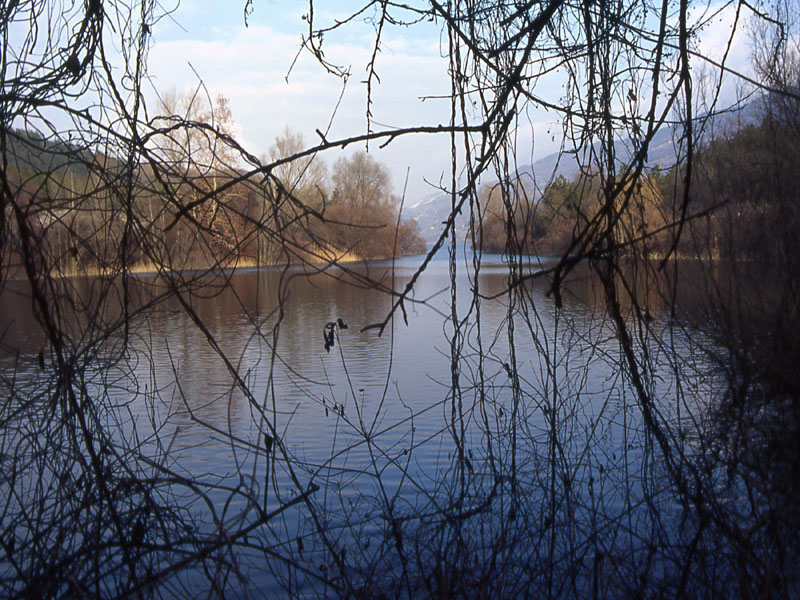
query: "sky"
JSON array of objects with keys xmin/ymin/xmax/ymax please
[
  {"xmin": 143, "ymin": 0, "xmax": 755, "ymax": 204},
  {"xmin": 145, "ymin": 0, "xmax": 471, "ymax": 202}
]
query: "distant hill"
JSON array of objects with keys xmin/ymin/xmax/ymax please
[
  {"xmin": 514, "ymin": 123, "xmax": 680, "ymax": 185},
  {"xmin": 405, "ymin": 124, "xmax": 681, "ymax": 242},
  {"xmin": 402, "ymin": 190, "xmax": 470, "ymax": 243},
  {"xmin": 402, "ymin": 94, "xmax": 779, "ymax": 243},
  {"xmin": 4, "ymin": 128, "xmax": 99, "ymax": 179}
]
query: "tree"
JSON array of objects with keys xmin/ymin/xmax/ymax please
[
  {"xmin": 331, "ymin": 151, "xmax": 392, "ymax": 215},
  {"xmin": 324, "ymin": 151, "xmax": 426, "ymax": 259},
  {"xmin": 2, "ymin": 0, "xmax": 799, "ymax": 597},
  {"xmin": 268, "ymin": 127, "xmax": 328, "ymax": 204},
  {"xmin": 474, "ymin": 177, "xmax": 539, "ymax": 254},
  {"xmin": 153, "ymin": 89, "xmax": 246, "ymax": 254}
]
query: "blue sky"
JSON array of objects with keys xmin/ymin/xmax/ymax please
[
  {"xmin": 144, "ymin": 0, "xmax": 753, "ymax": 203},
  {"xmin": 145, "ymin": 0, "xmax": 468, "ymax": 202}
]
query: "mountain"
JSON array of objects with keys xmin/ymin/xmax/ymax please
[
  {"xmin": 402, "ymin": 190, "xmax": 472, "ymax": 243},
  {"xmin": 4, "ymin": 128, "xmax": 99, "ymax": 179},
  {"xmin": 404, "ymin": 125, "xmax": 681, "ymax": 242},
  {"xmin": 514, "ymin": 123, "xmax": 680, "ymax": 184}
]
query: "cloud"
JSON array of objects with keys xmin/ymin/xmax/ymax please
[
  {"xmin": 146, "ymin": 19, "xmax": 455, "ymax": 199},
  {"xmin": 694, "ymin": 4, "xmax": 752, "ymax": 67},
  {"xmin": 144, "ymin": 1, "xmax": 759, "ymax": 200}
]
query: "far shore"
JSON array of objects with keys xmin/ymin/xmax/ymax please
[{"xmin": 3, "ymin": 247, "xmax": 425, "ymax": 282}]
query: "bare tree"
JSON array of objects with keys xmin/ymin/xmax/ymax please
[
  {"xmin": 331, "ymin": 151, "xmax": 392, "ymax": 215},
  {"xmin": 268, "ymin": 127, "xmax": 328, "ymax": 203},
  {"xmin": 1, "ymin": 0, "xmax": 798, "ymax": 598}
]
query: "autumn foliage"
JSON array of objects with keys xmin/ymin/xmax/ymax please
[{"xmin": 3, "ymin": 100, "xmax": 425, "ymax": 280}]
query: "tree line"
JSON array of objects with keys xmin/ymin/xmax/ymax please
[
  {"xmin": 477, "ymin": 86, "xmax": 800, "ymax": 267},
  {"xmin": 4, "ymin": 93, "xmax": 425, "ymax": 280}
]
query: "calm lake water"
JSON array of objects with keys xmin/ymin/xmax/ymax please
[{"xmin": 0, "ymin": 248, "xmax": 721, "ymax": 596}]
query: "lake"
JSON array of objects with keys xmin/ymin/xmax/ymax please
[{"xmin": 0, "ymin": 248, "xmax": 743, "ymax": 597}]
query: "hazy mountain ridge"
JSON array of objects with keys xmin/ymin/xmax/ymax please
[
  {"xmin": 403, "ymin": 98, "xmax": 771, "ymax": 242},
  {"xmin": 405, "ymin": 125, "xmax": 680, "ymax": 242}
]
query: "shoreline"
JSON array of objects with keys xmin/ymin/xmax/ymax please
[{"xmin": 1, "ymin": 248, "xmax": 420, "ymax": 282}]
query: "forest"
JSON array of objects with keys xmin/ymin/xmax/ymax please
[
  {"xmin": 4, "ymin": 109, "xmax": 425, "ymax": 279},
  {"xmin": 478, "ymin": 92, "xmax": 800, "ymax": 265},
  {"xmin": 1, "ymin": 0, "xmax": 799, "ymax": 598}
]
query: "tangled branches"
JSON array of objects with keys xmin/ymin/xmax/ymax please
[{"xmin": 1, "ymin": 0, "xmax": 799, "ymax": 597}]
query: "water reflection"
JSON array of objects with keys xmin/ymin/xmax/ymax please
[
  {"xmin": 0, "ymin": 254, "xmax": 711, "ymax": 475},
  {"xmin": 0, "ymin": 252, "xmax": 731, "ymax": 596}
]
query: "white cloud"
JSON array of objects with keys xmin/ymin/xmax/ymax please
[
  {"xmin": 691, "ymin": 2, "xmax": 757, "ymax": 106},
  {"xmin": 144, "ymin": 1, "xmax": 759, "ymax": 200},
  {"xmin": 146, "ymin": 19, "xmax": 455, "ymax": 200}
]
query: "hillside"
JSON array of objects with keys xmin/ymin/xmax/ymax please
[{"xmin": 405, "ymin": 124, "xmax": 680, "ymax": 242}]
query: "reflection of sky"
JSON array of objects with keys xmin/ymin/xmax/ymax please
[
  {"xmin": 0, "ymin": 254, "xmax": 717, "ymax": 469},
  {"xmin": 0, "ymin": 252, "xmax": 726, "ymax": 594}
]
